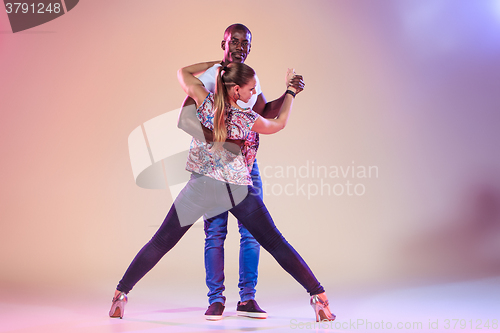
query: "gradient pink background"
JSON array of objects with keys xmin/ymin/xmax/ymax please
[{"xmin": 1, "ymin": 0, "xmax": 499, "ymax": 312}]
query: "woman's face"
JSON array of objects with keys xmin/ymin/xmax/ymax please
[{"xmin": 236, "ymin": 76, "xmax": 257, "ymax": 103}]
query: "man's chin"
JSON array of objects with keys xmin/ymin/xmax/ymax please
[{"xmin": 231, "ymin": 56, "xmax": 245, "ymax": 63}]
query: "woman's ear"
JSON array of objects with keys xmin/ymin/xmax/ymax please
[{"xmin": 229, "ymin": 85, "xmax": 240, "ymax": 101}]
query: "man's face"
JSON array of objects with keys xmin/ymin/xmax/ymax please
[{"xmin": 221, "ymin": 29, "xmax": 251, "ymax": 63}]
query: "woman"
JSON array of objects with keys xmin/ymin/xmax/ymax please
[{"xmin": 109, "ymin": 61, "xmax": 335, "ymax": 322}]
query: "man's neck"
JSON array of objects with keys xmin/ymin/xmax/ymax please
[{"xmin": 221, "ymin": 59, "xmax": 245, "ymax": 67}]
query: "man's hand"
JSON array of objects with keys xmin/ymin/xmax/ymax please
[{"xmin": 287, "ymin": 73, "xmax": 305, "ymax": 95}]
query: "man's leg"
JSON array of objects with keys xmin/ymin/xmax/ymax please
[
  {"xmin": 204, "ymin": 212, "xmax": 229, "ymax": 306},
  {"xmin": 236, "ymin": 159, "xmax": 266, "ymax": 318}
]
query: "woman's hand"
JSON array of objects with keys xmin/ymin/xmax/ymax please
[
  {"xmin": 286, "ymin": 68, "xmax": 305, "ymax": 94},
  {"xmin": 286, "ymin": 68, "xmax": 297, "ymax": 92}
]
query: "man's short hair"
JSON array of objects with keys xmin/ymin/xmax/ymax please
[{"xmin": 224, "ymin": 23, "xmax": 252, "ymax": 41}]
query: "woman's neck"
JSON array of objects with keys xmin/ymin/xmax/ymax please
[
  {"xmin": 228, "ymin": 96, "xmax": 243, "ymax": 110},
  {"xmin": 229, "ymin": 100, "xmax": 242, "ymax": 110}
]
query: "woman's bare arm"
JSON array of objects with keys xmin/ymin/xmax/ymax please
[
  {"xmin": 177, "ymin": 61, "xmax": 219, "ymax": 107},
  {"xmin": 251, "ymin": 69, "xmax": 298, "ymax": 135}
]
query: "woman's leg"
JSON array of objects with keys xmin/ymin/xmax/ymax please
[
  {"xmin": 116, "ymin": 204, "xmax": 193, "ymax": 293},
  {"xmin": 229, "ymin": 187, "xmax": 324, "ymax": 296},
  {"xmin": 116, "ymin": 174, "xmax": 212, "ymax": 293}
]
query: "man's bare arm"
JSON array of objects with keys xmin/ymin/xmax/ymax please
[
  {"xmin": 178, "ymin": 96, "xmax": 211, "ymax": 141},
  {"xmin": 177, "ymin": 96, "xmax": 244, "ymax": 154}
]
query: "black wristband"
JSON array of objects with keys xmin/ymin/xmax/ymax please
[{"xmin": 286, "ymin": 89, "xmax": 296, "ymax": 98}]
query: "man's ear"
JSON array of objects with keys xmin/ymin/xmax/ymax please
[{"xmin": 221, "ymin": 40, "xmax": 226, "ymax": 51}]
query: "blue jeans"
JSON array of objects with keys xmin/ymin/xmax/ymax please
[
  {"xmin": 116, "ymin": 173, "xmax": 324, "ymax": 297},
  {"xmin": 204, "ymin": 160, "xmax": 263, "ymax": 305}
]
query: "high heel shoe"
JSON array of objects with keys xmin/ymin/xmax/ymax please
[
  {"xmin": 310, "ymin": 293, "xmax": 336, "ymax": 322},
  {"xmin": 109, "ymin": 291, "xmax": 128, "ymax": 319}
]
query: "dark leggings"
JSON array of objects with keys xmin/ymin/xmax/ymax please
[{"xmin": 117, "ymin": 175, "xmax": 324, "ymax": 296}]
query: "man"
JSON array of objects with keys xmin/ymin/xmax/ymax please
[{"xmin": 177, "ymin": 23, "xmax": 304, "ymax": 321}]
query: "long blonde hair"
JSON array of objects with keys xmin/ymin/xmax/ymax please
[{"xmin": 213, "ymin": 62, "xmax": 256, "ymax": 145}]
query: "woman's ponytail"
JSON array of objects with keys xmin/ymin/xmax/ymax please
[
  {"xmin": 213, "ymin": 63, "xmax": 255, "ymax": 147},
  {"xmin": 213, "ymin": 66, "xmax": 228, "ymax": 146}
]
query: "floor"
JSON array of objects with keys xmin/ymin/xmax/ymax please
[{"xmin": 1, "ymin": 277, "xmax": 499, "ymax": 333}]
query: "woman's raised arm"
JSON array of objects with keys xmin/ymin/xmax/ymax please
[
  {"xmin": 251, "ymin": 68, "xmax": 298, "ymax": 135},
  {"xmin": 177, "ymin": 61, "xmax": 220, "ymax": 107}
]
